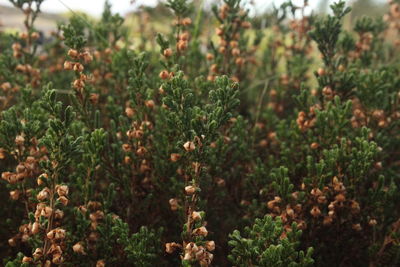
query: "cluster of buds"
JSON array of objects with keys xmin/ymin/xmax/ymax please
[
  {"xmin": 348, "ymin": 32, "xmax": 374, "ymax": 59},
  {"xmin": 72, "ymin": 242, "xmax": 86, "ymax": 255},
  {"xmin": 123, "ymin": 120, "xmax": 153, "ymax": 165},
  {"xmin": 266, "ymin": 195, "xmax": 306, "ymax": 230},
  {"xmin": 159, "ymin": 70, "xmax": 174, "ymax": 80},
  {"xmin": 12, "ymin": 41, "xmax": 23, "ymax": 58},
  {"xmin": 78, "ymin": 201, "xmax": 103, "ymax": 245},
  {"xmin": 296, "ymin": 105, "xmax": 319, "ymax": 131},
  {"xmin": 182, "ymin": 241, "xmax": 214, "ymax": 266},
  {"xmin": 89, "ymin": 210, "xmax": 105, "ymax": 230},
  {"xmin": 19, "ymin": 30, "xmax": 40, "ymax": 42},
  {"xmin": 45, "ymin": 228, "xmax": 66, "ymax": 264},
  {"xmin": 64, "ymin": 49, "xmax": 93, "ymax": 92},
  {"xmin": 8, "ymin": 221, "xmax": 40, "ymax": 247},
  {"xmin": 207, "ymin": 3, "xmax": 252, "ymax": 82},
  {"xmin": 351, "ymin": 99, "xmax": 368, "ymax": 128},
  {"xmin": 91, "ymin": 48, "xmax": 116, "ymax": 87},
  {"xmin": 1, "ymin": 82, "xmax": 19, "ymax": 95},
  {"xmin": 177, "ymin": 31, "xmax": 190, "ymax": 52},
  {"xmin": 371, "ymin": 109, "xmax": 390, "ymax": 128},
  {"xmin": 175, "ymin": 17, "xmax": 192, "ymax": 27},
  {"xmin": 351, "ymin": 97, "xmax": 394, "ymax": 129},
  {"xmin": 15, "ymin": 63, "xmax": 41, "ymax": 87},
  {"xmin": 165, "ymin": 242, "xmax": 182, "ymax": 254},
  {"xmin": 56, "ymin": 184, "xmax": 69, "ymax": 206},
  {"xmin": 309, "ymin": 188, "xmax": 325, "ymax": 218},
  {"xmin": 183, "ymin": 141, "xmax": 196, "ymax": 152},
  {"xmin": 1, "ymin": 155, "xmax": 40, "ymax": 184},
  {"xmin": 384, "ymin": 0, "xmax": 400, "ymax": 46},
  {"xmin": 18, "ymin": 229, "xmax": 66, "ymax": 265},
  {"xmin": 310, "ymin": 176, "xmax": 363, "ymax": 230},
  {"xmin": 163, "ymin": 48, "xmax": 173, "ymax": 58},
  {"xmin": 169, "ymin": 198, "xmax": 179, "ymax": 211}
]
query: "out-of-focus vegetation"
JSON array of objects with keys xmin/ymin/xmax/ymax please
[{"xmin": 1, "ymin": 0, "xmax": 400, "ymax": 266}]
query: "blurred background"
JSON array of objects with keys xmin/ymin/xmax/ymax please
[{"xmin": 0, "ymin": 0, "xmax": 390, "ymax": 39}]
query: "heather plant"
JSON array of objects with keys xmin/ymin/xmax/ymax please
[{"xmin": 0, "ymin": 0, "xmax": 400, "ymax": 266}]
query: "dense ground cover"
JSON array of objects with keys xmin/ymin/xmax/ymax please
[{"xmin": 1, "ymin": 0, "xmax": 400, "ymax": 266}]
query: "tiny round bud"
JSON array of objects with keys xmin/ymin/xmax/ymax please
[
  {"xmin": 31, "ymin": 222, "xmax": 40, "ymax": 234},
  {"xmin": 8, "ymin": 238, "xmax": 17, "ymax": 247},
  {"xmin": 10, "ymin": 190, "xmax": 20, "ymax": 200},
  {"xmin": 33, "ymin": 248, "xmax": 43, "ymax": 259},
  {"xmin": 180, "ymin": 32, "xmax": 190, "ymax": 41},
  {"xmin": 323, "ymin": 216, "xmax": 333, "ymax": 225},
  {"xmin": 235, "ymin": 57, "xmax": 245, "ymax": 66},
  {"xmin": 19, "ymin": 32, "xmax": 28, "ymax": 40},
  {"xmin": 170, "ymin": 153, "xmax": 181, "ymax": 162},
  {"xmin": 317, "ymin": 68, "xmax": 326, "ymax": 76},
  {"xmin": 22, "ymin": 256, "xmax": 33, "ymax": 263},
  {"xmin": 63, "ymin": 61, "xmax": 73, "ymax": 70},
  {"xmin": 352, "ymin": 223, "xmax": 362, "ymax": 231},
  {"xmin": 15, "ymin": 135, "xmax": 25, "ymax": 145},
  {"xmin": 31, "ymin": 32, "xmax": 40, "ymax": 40},
  {"xmin": 310, "ymin": 142, "xmax": 319, "ymax": 150},
  {"xmin": 82, "ymin": 51, "xmax": 93, "ymax": 63},
  {"xmin": 163, "ymin": 48, "xmax": 173, "ymax": 58},
  {"xmin": 183, "ymin": 141, "xmax": 195, "ymax": 152},
  {"xmin": 210, "ymin": 64, "xmax": 219, "ymax": 73},
  {"xmin": 193, "ymin": 226, "xmax": 208, "ymax": 236},
  {"xmin": 159, "ymin": 70, "xmax": 169, "ymax": 80},
  {"xmin": 182, "ymin": 17, "xmax": 192, "ymax": 26},
  {"xmin": 322, "ymin": 86, "xmax": 333, "ymax": 96},
  {"xmin": 185, "ymin": 185, "xmax": 196, "ymax": 195},
  {"xmin": 205, "ymin": 241, "xmax": 215, "ymax": 251},
  {"xmin": 169, "ymin": 198, "xmax": 179, "ymax": 211},
  {"xmin": 166, "ymin": 242, "xmax": 181, "ymax": 254},
  {"xmin": 68, "ymin": 49, "xmax": 79, "ymax": 58},
  {"xmin": 369, "ymin": 219, "xmax": 377, "ymax": 226},
  {"xmin": 73, "ymin": 63, "xmax": 84, "ymax": 72},
  {"xmin": 310, "ymin": 206, "xmax": 321, "ymax": 217},
  {"xmin": 231, "ymin": 48, "xmax": 240, "ymax": 57},
  {"xmin": 177, "ymin": 40, "xmax": 188, "ymax": 51},
  {"xmin": 89, "ymin": 93, "xmax": 99, "ymax": 104},
  {"xmin": 125, "ymin": 107, "xmax": 135, "ymax": 118},
  {"xmin": 335, "ymin": 194, "xmax": 346, "ymax": 202},
  {"xmin": 145, "ymin": 100, "xmax": 155, "ymax": 109},
  {"xmin": 96, "ymin": 260, "xmax": 106, "ymax": 267},
  {"xmin": 56, "ymin": 185, "xmax": 69, "ymax": 197},
  {"xmin": 192, "ymin": 211, "xmax": 202, "ymax": 221},
  {"xmin": 73, "ymin": 242, "xmax": 86, "ymax": 254},
  {"xmin": 52, "ymin": 253, "xmax": 63, "ymax": 264},
  {"xmin": 12, "ymin": 43, "xmax": 21, "ymax": 51},
  {"xmin": 241, "ymin": 21, "xmax": 251, "ymax": 29},
  {"xmin": 58, "ymin": 196, "xmax": 69, "ymax": 206}
]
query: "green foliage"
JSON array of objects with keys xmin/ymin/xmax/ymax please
[
  {"xmin": 111, "ymin": 218, "xmax": 163, "ymax": 266},
  {"xmin": 228, "ymin": 215, "xmax": 314, "ymax": 266},
  {"xmin": 1, "ymin": 0, "xmax": 400, "ymax": 266}
]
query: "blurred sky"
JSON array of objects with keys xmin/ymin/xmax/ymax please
[{"xmin": 0, "ymin": 0, "xmax": 387, "ymax": 17}]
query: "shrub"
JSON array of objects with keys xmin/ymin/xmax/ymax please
[{"xmin": 0, "ymin": 0, "xmax": 400, "ymax": 266}]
